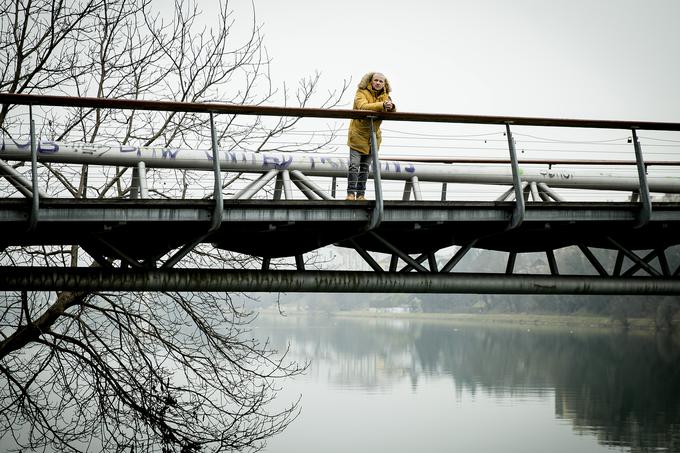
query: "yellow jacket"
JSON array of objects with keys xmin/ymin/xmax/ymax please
[{"xmin": 347, "ymin": 73, "xmax": 395, "ymax": 154}]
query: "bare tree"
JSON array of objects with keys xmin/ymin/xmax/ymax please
[
  {"xmin": 0, "ymin": 0, "xmax": 348, "ymax": 451},
  {"xmin": 0, "ymin": 290, "xmax": 305, "ymax": 452}
]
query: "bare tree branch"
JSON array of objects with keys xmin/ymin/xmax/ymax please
[{"xmin": 0, "ymin": 0, "xmax": 348, "ymax": 451}]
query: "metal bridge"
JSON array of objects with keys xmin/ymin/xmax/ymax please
[{"xmin": 1, "ymin": 93, "xmax": 680, "ymax": 294}]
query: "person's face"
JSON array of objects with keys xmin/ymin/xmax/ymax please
[{"xmin": 371, "ymin": 74, "xmax": 386, "ymax": 91}]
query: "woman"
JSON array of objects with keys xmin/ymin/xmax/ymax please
[{"xmin": 346, "ymin": 72, "xmax": 396, "ymax": 200}]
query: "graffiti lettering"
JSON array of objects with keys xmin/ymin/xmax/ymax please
[
  {"xmin": 405, "ymin": 163, "xmax": 415, "ymax": 173},
  {"xmin": 161, "ymin": 148, "xmax": 179, "ymax": 159},
  {"xmin": 204, "ymin": 150, "xmax": 227, "ymax": 162},
  {"xmin": 121, "ymin": 145, "xmax": 140, "ymax": 157},
  {"xmin": 262, "ymin": 154, "xmax": 293, "ymax": 170},
  {"xmin": 81, "ymin": 146, "xmax": 100, "ymax": 155},
  {"xmin": 38, "ymin": 141, "xmax": 59, "ymax": 154},
  {"xmin": 383, "ymin": 161, "xmax": 406, "ymax": 172},
  {"xmin": 320, "ymin": 157, "xmax": 341, "ymax": 169},
  {"xmin": 0, "ymin": 136, "xmax": 17, "ymax": 152},
  {"xmin": 8, "ymin": 140, "xmax": 30, "ymax": 151},
  {"xmin": 539, "ymin": 170, "xmax": 573, "ymax": 180},
  {"xmin": 320, "ymin": 157, "xmax": 346, "ymax": 169}
]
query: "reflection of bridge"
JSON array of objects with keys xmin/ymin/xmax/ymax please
[{"xmin": 1, "ymin": 93, "xmax": 680, "ymax": 294}]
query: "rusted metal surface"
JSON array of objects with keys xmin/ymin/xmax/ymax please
[
  {"xmin": 1, "ymin": 267, "xmax": 679, "ymax": 294},
  {"xmin": 2, "ymin": 92, "xmax": 680, "ymax": 131},
  {"xmin": 1, "ymin": 198, "xmax": 679, "ymax": 259}
]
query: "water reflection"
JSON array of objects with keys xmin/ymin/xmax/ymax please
[{"xmin": 255, "ymin": 314, "xmax": 680, "ymax": 452}]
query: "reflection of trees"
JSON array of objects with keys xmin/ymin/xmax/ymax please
[
  {"xmin": 550, "ymin": 333, "xmax": 680, "ymax": 451},
  {"xmin": 257, "ymin": 315, "xmax": 422, "ymax": 390},
  {"xmin": 255, "ymin": 315, "xmax": 680, "ymax": 451}
]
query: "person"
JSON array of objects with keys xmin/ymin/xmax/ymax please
[{"xmin": 346, "ymin": 72, "xmax": 396, "ymax": 200}]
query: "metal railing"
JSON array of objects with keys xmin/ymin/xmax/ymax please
[
  {"xmin": 2, "ymin": 92, "xmax": 680, "ymax": 216},
  {"xmin": 3, "ymin": 92, "xmax": 680, "ymax": 129}
]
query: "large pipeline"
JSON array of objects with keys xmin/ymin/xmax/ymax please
[
  {"xmin": 0, "ymin": 268, "xmax": 679, "ymax": 295},
  {"xmin": 2, "ymin": 137, "xmax": 680, "ymax": 193},
  {"xmin": 0, "ymin": 267, "xmax": 680, "ymax": 295}
]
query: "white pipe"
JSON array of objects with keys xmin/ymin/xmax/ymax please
[{"xmin": 2, "ymin": 137, "xmax": 679, "ymax": 193}]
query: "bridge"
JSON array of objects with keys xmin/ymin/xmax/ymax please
[{"xmin": 1, "ymin": 93, "xmax": 679, "ymax": 294}]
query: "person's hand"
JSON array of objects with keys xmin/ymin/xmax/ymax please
[{"xmin": 383, "ymin": 100, "xmax": 394, "ymax": 111}]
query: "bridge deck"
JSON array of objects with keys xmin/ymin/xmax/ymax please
[{"xmin": 2, "ymin": 198, "xmax": 679, "ymax": 260}]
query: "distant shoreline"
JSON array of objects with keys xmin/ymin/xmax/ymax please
[{"xmin": 263, "ymin": 308, "xmax": 676, "ymax": 333}]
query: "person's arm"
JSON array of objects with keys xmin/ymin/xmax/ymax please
[{"xmin": 354, "ymin": 90, "xmax": 385, "ymax": 111}]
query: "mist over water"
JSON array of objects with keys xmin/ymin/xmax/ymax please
[{"xmin": 254, "ymin": 314, "xmax": 680, "ymax": 453}]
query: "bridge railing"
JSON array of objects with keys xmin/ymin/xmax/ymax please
[{"xmin": 1, "ymin": 92, "xmax": 680, "ymax": 217}]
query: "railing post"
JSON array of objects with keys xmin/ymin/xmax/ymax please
[
  {"xmin": 505, "ymin": 124, "xmax": 525, "ymax": 230},
  {"xmin": 137, "ymin": 161, "xmax": 148, "ymax": 198},
  {"xmin": 631, "ymin": 129, "xmax": 651, "ymax": 228},
  {"xmin": 130, "ymin": 162, "xmax": 148, "ymax": 199},
  {"xmin": 273, "ymin": 172, "xmax": 284, "ymax": 200},
  {"xmin": 410, "ymin": 176, "xmax": 422, "ymax": 201},
  {"xmin": 130, "ymin": 166, "xmax": 140, "ymax": 199},
  {"xmin": 402, "ymin": 180, "xmax": 412, "ymax": 201},
  {"xmin": 367, "ymin": 117, "xmax": 383, "ymax": 231},
  {"xmin": 161, "ymin": 113, "xmax": 223, "ymax": 268},
  {"xmin": 281, "ymin": 169, "xmax": 293, "ymax": 199},
  {"xmin": 27, "ymin": 104, "xmax": 39, "ymax": 232},
  {"xmin": 209, "ymin": 112, "xmax": 223, "ymax": 232}
]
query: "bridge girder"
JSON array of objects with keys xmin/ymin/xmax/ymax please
[
  {"xmin": 1, "ymin": 198, "xmax": 679, "ymax": 257},
  {"xmin": 1, "ymin": 198, "xmax": 679, "ymax": 292}
]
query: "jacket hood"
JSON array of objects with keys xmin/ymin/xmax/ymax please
[{"xmin": 358, "ymin": 72, "xmax": 392, "ymax": 94}]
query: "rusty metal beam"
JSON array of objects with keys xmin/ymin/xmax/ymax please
[{"xmin": 2, "ymin": 92, "xmax": 680, "ymax": 131}]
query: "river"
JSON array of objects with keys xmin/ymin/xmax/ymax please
[{"xmin": 253, "ymin": 313, "xmax": 680, "ymax": 453}]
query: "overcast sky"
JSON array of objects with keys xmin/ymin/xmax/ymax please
[{"xmin": 254, "ymin": 0, "xmax": 680, "ymax": 123}]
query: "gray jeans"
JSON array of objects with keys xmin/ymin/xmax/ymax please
[{"xmin": 347, "ymin": 149, "xmax": 372, "ymax": 196}]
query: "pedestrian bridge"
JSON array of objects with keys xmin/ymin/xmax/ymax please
[{"xmin": 1, "ymin": 93, "xmax": 679, "ymax": 294}]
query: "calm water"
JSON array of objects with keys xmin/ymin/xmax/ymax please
[{"xmin": 253, "ymin": 314, "xmax": 680, "ymax": 453}]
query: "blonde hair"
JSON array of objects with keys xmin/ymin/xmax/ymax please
[{"xmin": 357, "ymin": 72, "xmax": 392, "ymax": 94}]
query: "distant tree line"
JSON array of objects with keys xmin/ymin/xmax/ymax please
[{"xmin": 267, "ymin": 244, "xmax": 680, "ymax": 330}]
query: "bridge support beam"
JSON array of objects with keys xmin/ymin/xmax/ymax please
[{"xmin": 1, "ymin": 267, "xmax": 679, "ymax": 295}]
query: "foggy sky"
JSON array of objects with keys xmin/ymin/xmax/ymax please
[{"xmin": 254, "ymin": 0, "xmax": 680, "ymax": 122}]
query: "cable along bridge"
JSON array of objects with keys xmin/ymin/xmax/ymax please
[{"xmin": 1, "ymin": 93, "xmax": 679, "ymax": 294}]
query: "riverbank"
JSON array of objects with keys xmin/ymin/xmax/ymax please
[{"xmin": 286, "ymin": 309, "xmax": 670, "ymax": 332}]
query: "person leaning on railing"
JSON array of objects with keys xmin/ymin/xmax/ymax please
[{"xmin": 346, "ymin": 72, "xmax": 396, "ymax": 201}]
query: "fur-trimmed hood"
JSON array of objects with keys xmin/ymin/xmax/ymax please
[
  {"xmin": 357, "ymin": 72, "xmax": 392, "ymax": 94},
  {"xmin": 347, "ymin": 72, "xmax": 395, "ymax": 154}
]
